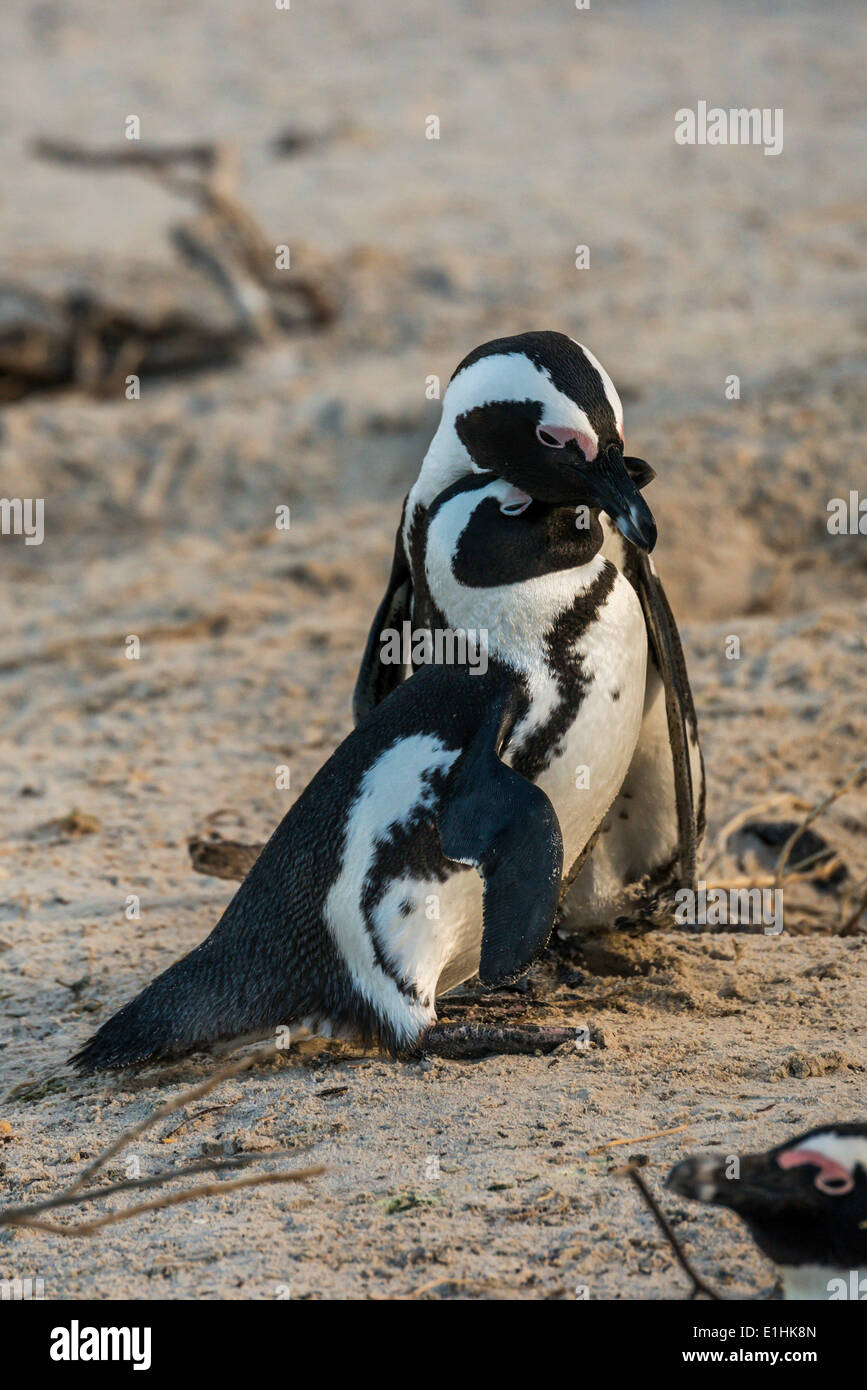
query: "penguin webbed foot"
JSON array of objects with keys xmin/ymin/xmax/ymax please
[{"xmin": 418, "ymin": 1021, "xmax": 576, "ymax": 1060}]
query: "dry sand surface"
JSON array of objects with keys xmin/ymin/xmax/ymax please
[{"xmin": 0, "ymin": 0, "xmax": 865, "ymax": 1299}]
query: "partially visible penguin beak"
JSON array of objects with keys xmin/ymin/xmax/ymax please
[
  {"xmin": 584, "ymin": 445, "xmax": 657, "ymax": 552},
  {"xmin": 623, "ymin": 456, "xmax": 656, "ymax": 490},
  {"xmin": 667, "ymin": 1155, "xmax": 727, "ymax": 1205}
]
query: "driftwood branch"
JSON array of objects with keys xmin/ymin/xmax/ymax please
[
  {"xmin": 33, "ymin": 136, "xmax": 336, "ymax": 337},
  {"xmin": 1, "ymin": 137, "xmax": 336, "ymax": 401},
  {"xmin": 32, "ymin": 138, "xmax": 221, "ymax": 173}
]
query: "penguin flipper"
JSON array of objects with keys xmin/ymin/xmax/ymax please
[
  {"xmin": 352, "ymin": 508, "xmax": 412, "ymax": 725},
  {"xmin": 438, "ymin": 720, "xmax": 564, "ymax": 988},
  {"xmin": 632, "ymin": 550, "xmax": 702, "ymax": 889}
]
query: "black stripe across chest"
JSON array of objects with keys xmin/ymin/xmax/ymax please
[{"xmin": 507, "ymin": 560, "xmax": 618, "ymax": 782}]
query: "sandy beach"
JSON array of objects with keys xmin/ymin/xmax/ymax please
[{"xmin": 0, "ymin": 0, "xmax": 865, "ymax": 1300}]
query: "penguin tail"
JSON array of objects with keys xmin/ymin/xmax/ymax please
[{"xmin": 70, "ymin": 934, "xmax": 251, "ymax": 1073}]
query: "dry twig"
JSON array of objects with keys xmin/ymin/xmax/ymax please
[
  {"xmin": 617, "ymin": 1163, "xmax": 723, "ymax": 1301},
  {"xmin": 7, "ymin": 1168, "xmax": 324, "ymax": 1237},
  {"xmin": 701, "ymin": 794, "xmax": 809, "ymax": 878},
  {"xmin": 0, "ymin": 1150, "xmax": 316, "ymax": 1230},
  {"xmin": 588, "ymin": 1122, "xmax": 690, "ymax": 1156},
  {"xmin": 0, "ymin": 1044, "xmax": 324, "ymax": 1236},
  {"xmin": 706, "ymin": 854, "xmax": 845, "ymax": 895},
  {"xmin": 66, "ymin": 1044, "xmax": 280, "ymax": 1196},
  {"xmin": 773, "ymin": 756, "xmax": 867, "ymax": 894}
]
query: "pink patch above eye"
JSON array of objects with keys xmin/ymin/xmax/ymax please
[
  {"xmin": 536, "ymin": 425, "xmax": 598, "ymax": 460},
  {"xmin": 778, "ymin": 1147, "xmax": 855, "ymax": 1195}
]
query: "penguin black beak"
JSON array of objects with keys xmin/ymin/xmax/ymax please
[
  {"xmin": 582, "ymin": 445, "xmax": 658, "ymax": 552},
  {"xmin": 666, "ymin": 1155, "xmax": 728, "ymax": 1205}
]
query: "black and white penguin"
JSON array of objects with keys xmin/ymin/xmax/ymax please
[
  {"xmin": 354, "ymin": 331, "xmax": 705, "ymax": 921},
  {"xmin": 667, "ymin": 1124, "xmax": 867, "ymax": 1300},
  {"xmin": 71, "ymin": 354, "xmax": 660, "ymax": 1071}
]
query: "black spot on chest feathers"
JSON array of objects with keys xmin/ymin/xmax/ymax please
[
  {"xmin": 508, "ymin": 560, "xmax": 618, "ymax": 782},
  {"xmin": 358, "ymin": 762, "xmax": 469, "ymax": 1000}
]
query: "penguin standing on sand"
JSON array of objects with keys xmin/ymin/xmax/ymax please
[
  {"xmin": 667, "ymin": 1123, "xmax": 867, "ymax": 1300},
  {"xmin": 72, "ymin": 333, "xmax": 663, "ymax": 1071},
  {"xmin": 354, "ymin": 331, "xmax": 705, "ymax": 921}
]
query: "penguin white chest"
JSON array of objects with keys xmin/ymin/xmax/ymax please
[
  {"xmin": 510, "ymin": 572, "xmax": 648, "ymax": 870},
  {"xmin": 424, "ymin": 492, "xmax": 649, "ymax": 873}
]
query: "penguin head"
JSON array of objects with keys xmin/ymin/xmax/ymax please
[
  {"xmin": 421, "ymin": 331, "xmax": 657, "ymax": 551},
  {"xmin": 666, "ymin": 1123, "xmax": 867, "ymax": 1289}
]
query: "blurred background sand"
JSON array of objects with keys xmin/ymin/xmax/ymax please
[{"xmin": 0, "ymin": 0, "xmax": 865, "ymax": 1300}]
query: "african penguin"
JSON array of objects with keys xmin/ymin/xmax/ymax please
[
  {"xmin": 71, "ymin": 346, "xmax": 660, "ymax": 1071},
  {"xmin": 354, "ymin": 331, "xmax": 705, "ymax": 922},
  {"xmin": 667, "ymin": 1124, "xmax": 867, "ymax": 1300}
]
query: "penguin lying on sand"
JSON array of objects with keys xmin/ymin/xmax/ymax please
[
  {"xmin": 72, "ymin": 333, "xmax": 670, "ymax": 1072},
  {"xmin": 667, "ymin": 1124, "xmax": 867, "ymax": 1300},
  {"xmin": 354, "ymin": 332, "xmax": 704, "ymax": 925}
]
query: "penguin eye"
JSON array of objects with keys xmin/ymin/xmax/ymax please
[
  {"xmin": 816, "ymin": 1173, "xmax": 855, "ymax": 1196},
  {"xmin": 536, "ymin": 426, "xmax": 566, "ymax": 449}
]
